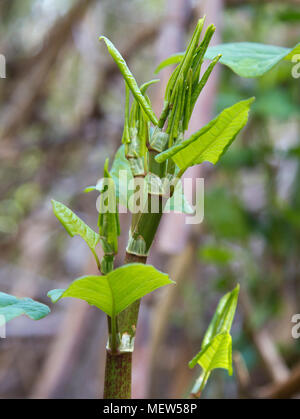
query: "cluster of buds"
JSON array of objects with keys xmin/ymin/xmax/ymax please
[{"xmin": 158, "ymin": 18, "xmax": 221, "ymax": 165}]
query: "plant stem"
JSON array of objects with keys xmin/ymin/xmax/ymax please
[
  {"xmin": 117, "ymin": 251, "xmax": 147, "ymax": 338},
  {"xmin": 103, "ymin": 107, "xmax": 175, "ymax": 398},
  {"xmin": 110, "ymin": 315, "xmax": 119, "ymax": 353},
  {"xmin": 103, "ymin": 351, "xmax": 132, "ymax": 399},
  {"xmin": 103, "ymin": 252, "xmax": 147, "ymax": 399},
  {"xmin": 190, "ymin": 370, "xmax": 210, "ymax": 398}
]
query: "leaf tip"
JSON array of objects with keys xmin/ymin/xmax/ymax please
[
  {"xmin": 188, "ymin": 361, "xmax": 194, "ymax": 369},
  {"xmin": 248, "ymin": 96, "xmax": 256, "ymax": 105},
  {"xmin": 47, "ymin": 289, "xmax": 65, "ymax": 304},
  {"xmin": 198, "ymin": 16, "xmax": 206, "ymax": 26},
  {"xmin": 83, "ymin": 186, "xmax": 96, "ymax": 193},
  {"xmin": 104, "ymin": 158, "xmax": 110, "ymax": 176}
]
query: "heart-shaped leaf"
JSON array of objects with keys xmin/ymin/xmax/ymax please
[
  {"xmin": 0, "ymin": 292, "xmax": 50, "ymax": 326},
  {"xmin": 156, "ymin": 98, "xmax": 254, "ymax": 172},
  {"xmin": 48, "ymin": 263, "xmax": 174, "ymax": 318}
]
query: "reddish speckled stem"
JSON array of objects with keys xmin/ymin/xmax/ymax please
[{"xmin": 103, "ymin": 351, "xmax": 132, "ymax": 399}]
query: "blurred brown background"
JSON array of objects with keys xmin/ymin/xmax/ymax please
[{"xmin": 0, "ymin": 0, "xmax": 300, "ymax": 399}]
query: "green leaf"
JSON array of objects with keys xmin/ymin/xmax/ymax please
[
  {"xmin": 48, "ymin": 263, "xmax": 173, "ymax": 318},
  {"xmin": 140, "ymin": 79, "xmax": 160, "ymax": 94},
  {"xmin": 205, "ymin": 42, "xmax": 300, "ymax": 77},
  {"xmin": 156, "ymin": 98, "xmax": 254, "ymax": 171},
  {"xmin": 192, "ymin": 332, "xmax": 233, "ymax": 376},
  {"xmin": 200, "ymin": 284, "xmax": 239, "ymax": 350},
  {"xmin": 284, "ymin": 43, "xmax": 300, "ymax": 60},
  {"xmin": 99, "ymin": 36, "xmax": 158, "ymax": 125},
  {"xmin": 189, "ymin": 285, "xmax": 239, "ymax": 393},
  {"xmin": 52, "ymin": 200, "xmax": 100, "ymax": 267},
  {"xmin": 0, "ymin": 292, "xmax": 50, "ymax": 325},
  {"xmin": 155, "ymin": 53, "xmax": 183, "ymax": 73},
  {"xmin": 155, "ymin": 42, "xmax": 300, "ymax": 78}
]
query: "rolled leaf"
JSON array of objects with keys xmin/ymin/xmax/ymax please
[{"xmin": 99, "ymin": 36, "xmax": 158, "ymax": 125}]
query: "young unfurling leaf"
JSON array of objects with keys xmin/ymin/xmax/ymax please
[
  {"xmin": 156, "ymin": 98, "xmax": 255, "ymax": 173},
  {"xmin": 162, "ymin": 19, "xmax": 206, "ymax": 140},
  {"xmin": 48, "ymin": 264, "xmax": 174, "ymax": 318},
  {"xmin": 99, "ymin": 36, "xmax": 158, "ymax": 125},
  {"xmin": 189, "ymin": 285, "xmax": 239, "ymax": 396},
  {"xmin": 52, "ymin": 200, "xmax": 100, "ymax": 269},
  {"xmin": 154, "ymin": 52, "xmax": 183, "ymax": 74}
]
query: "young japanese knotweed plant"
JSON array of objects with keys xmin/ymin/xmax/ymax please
[
  {"xmin": 189, "ymin": 285, "xmax": 239, "ymax": 398},
  {"xmin": 47, "ymin": 18, "xmax": 299, "ymax": 399}
]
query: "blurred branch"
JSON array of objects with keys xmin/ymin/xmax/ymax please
[
  {"xmin": 240, "ymin": 288, "xmax": 290, "ymax": 384},
  {"xmin": 233, "ymin": 351, "xmax": 252, "ymax": 398},
  {"xmin": 148, "ymin": 241, "xmax": 197, "ymax": 394},
  {"xmin": 260, "ymin": 363, "xmax": 300, "ymax": 399},
  {"xmin": 0, "ymin": 0, "xmax": 96, "ymax": 140},
  {"xmin": 0, "ymin": 22, "xmax": 159, "ymax": 208},
  {"xmin": 30, "ymin": 293, "xmax": 95, "ymax": 398}
]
